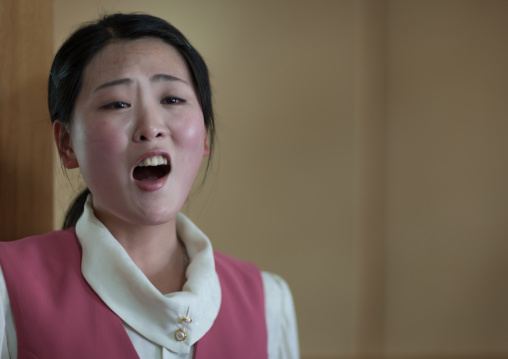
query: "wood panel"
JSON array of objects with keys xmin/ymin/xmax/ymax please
[{"xmin": 0, "ymin": 0, "xmax": 53, "ymax": 241}]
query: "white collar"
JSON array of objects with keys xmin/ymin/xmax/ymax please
[{"xmin": 75, "ymin": 195, "xmax": 221, "ymax": 354}]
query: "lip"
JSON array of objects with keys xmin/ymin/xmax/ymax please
[{"xmin": 132, "ymin": 150, "xmax": 171, "ymax": 192}]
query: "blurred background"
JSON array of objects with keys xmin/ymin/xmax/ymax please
[{"xmin": 1, "ymin": 1, "xmax": 508, "ymax": 358}]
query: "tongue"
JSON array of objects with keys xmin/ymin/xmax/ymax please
[{"xmin": 133, "ymin": 165, "xmax": 170, "ymax": 181}]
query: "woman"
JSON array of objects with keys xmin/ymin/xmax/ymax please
[{"xmin": 0, "ymin": 13, "xmax": 298, "ymax": 359}]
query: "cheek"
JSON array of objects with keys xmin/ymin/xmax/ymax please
[
  {"xmin": 173, "ymin": 116, "xmax": 207, "ymax": 153},
  {"xmin": 171, "ymin": 116, "xmax": 207, "ymax": 183},
  {"xmin": 72, "ymin": 120, "xmax": 126, "ymax": 171}
]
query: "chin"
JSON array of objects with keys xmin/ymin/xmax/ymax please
[{"xmin": 136, "ymin": 208, "xmax": 179, "ymax": 227}]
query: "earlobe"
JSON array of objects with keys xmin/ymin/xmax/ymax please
[
  {"xmin": 53, "ymin": 121, "xmax": 79, "ymax": 169},
  {"xmin": 203, "ymin": 134, "xmax": 211, "ymax": 157}
]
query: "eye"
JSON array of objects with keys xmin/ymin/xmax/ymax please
[
  {"xmin": 101, "ymin": 101, "xmax": 131, "ymax": 110},
  {"xmin": 161, "ymin": 97, "xmax": 185, "ymax": 105}
]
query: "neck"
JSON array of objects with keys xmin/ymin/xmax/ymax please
[{"xmin": 97, "ymin": 216, "xmax": 188, "ymax": 294}]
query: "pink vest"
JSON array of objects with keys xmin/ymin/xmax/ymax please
[{"xmin": 0, "ymin": 229, "xmax": 268, "ymax": 359}]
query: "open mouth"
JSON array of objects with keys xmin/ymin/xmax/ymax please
[{"xmin": 133, "ymin": 155, "xmax": 171, "ymax": 182}]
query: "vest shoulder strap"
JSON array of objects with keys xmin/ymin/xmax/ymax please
[{"xmin": 194, "ymin": 251, "xmax": 268, "ymax": 359}]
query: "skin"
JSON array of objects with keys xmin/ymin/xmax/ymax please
[{"xmin": 54, "ymin": 38, "xmax": 210, "ymax": 293}]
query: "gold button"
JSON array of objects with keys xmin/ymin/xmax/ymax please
[
  {"xmin": 175, "ymin": 329, "xmax": 187, "ymax": 342},
  {"xmin": 180, "ymin": 317, "xmax": 192, "ymax": 324}
]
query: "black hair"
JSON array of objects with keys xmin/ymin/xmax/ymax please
[{"xmin": 50, "ymin": 13, "xmax": 215, "ymax": 229}]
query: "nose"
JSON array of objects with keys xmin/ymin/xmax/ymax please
[{"xmin": 132, "ymin": 105, "xmax": 169, "ymax": 142}]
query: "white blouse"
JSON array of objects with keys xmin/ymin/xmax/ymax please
[{"xmin": 0, "ymin": 199, "xmax": 299, "ymax": 358}]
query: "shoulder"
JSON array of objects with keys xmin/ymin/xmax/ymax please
[
  {"xmin": 211, "ymin": 252, "xmax": 296, "ymax": 315},
  {"xmin": 213, "ymin": 251, "xmax": 260, "ymax": 275},
  {"xmin": 261, "ymin": 271, "xmax": 293, "ymax": 302},
  {"xmin": 0, "ymin": 229, "xmax": 79, "ymax": 275},
  {"xmin": 0, "ymin": 230, "xmax": 79, "ymax": 358},
  {"xmin": 212, "ymin": 251, "xmax": 265, "ymax": 301},
  {"xmin": 0, "ymin": 229, "xmax": 77, "ymax": 252},
  {"xmin": 261, "ymin": 271, "xmax": 296, "ymax": 322},
  {"xmin": 211, "ymin": 253, "xmax": 300, "ymax": 357}
]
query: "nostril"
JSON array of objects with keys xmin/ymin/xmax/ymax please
[{"xmin": 133, "ymin": 126, "xmax": 167, "ymax": 142}]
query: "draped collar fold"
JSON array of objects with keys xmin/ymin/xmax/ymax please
[{"xmin": 75, "ymin": 195, "xmax": 221, "ymax": 354}]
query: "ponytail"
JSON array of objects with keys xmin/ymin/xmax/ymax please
[{"xmin": 62, "ymin": 188, "xmax": 91, "ymax": 229}]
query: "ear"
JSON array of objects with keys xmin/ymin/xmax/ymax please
[
  {"xmin": 203, "ymin": 133, "xmax": 211, "ymax": 157},
  {"xmin": 53, "ymin": 121, "xmax": 79, "ymax": 169}
]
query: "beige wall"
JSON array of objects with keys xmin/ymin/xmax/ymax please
[
  {"xmin": 53, "ymin": 1, "xmax": 508, "ymax": 358},
  {"xmin": 384, "ymin": 1, "xmax": 508, "ymax": 356}
]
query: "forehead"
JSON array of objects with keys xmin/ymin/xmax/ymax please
[{"xmin": 82, "ymin": 38, "xmax": 190, "ymax": 87}]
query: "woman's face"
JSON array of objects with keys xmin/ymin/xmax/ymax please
[{"xmin": 58, "ymin": 38, "xmax": 209, "ymax": 231}]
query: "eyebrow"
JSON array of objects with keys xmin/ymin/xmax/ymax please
[
  {"xmin": 151, "ymin": 73, "xmax": 188, "ymax": 84},
  {"xmin": 94, "ymin": 78, "xmax": 132, "ymax": 92},
  {"xmin": 94, "ymin": 73, "xmax": 187, "ymax": 93}
]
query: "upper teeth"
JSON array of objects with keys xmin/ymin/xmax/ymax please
[{"xmin": 137, "ymin": 156, "xmax": 168, "ymax": 167}]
